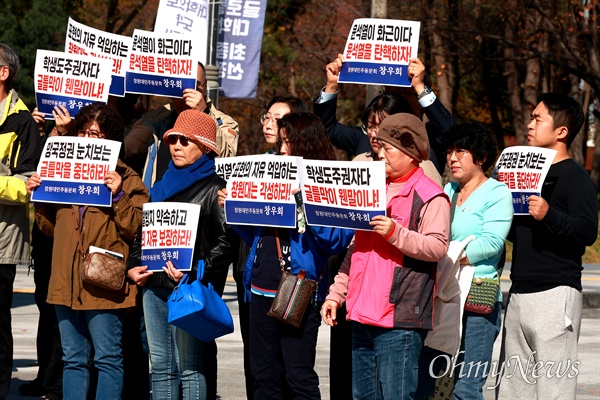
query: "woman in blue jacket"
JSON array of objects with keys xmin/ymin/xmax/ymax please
[{"xmin": 220, "ymin": 113, "xmax": 353, "ymax": 399}]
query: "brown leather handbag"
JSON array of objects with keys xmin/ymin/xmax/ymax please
[
  {"xmin": 73, "ymin": 208, "xmax": 126, "ymax": 291},
  {"xmin": 80, "ymin": 252, "xmax": 126, "ymax": 291},
  {"xmin": 266, "ymin": 228, "xmax": 317, "ymax": 328}
]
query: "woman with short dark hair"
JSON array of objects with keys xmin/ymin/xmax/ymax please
[{"xmin": 418, "ymin": 123, "xmax": 513, "ymax": 399}]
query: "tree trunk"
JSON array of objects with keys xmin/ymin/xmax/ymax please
[{"xmin": 503, "ymin": 3, "xmax": 526, "ymax": 143}]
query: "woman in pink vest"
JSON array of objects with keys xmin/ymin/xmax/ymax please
[{"xmin": 322, "ymin": 113, "xmax": 450, "ymax": 399}]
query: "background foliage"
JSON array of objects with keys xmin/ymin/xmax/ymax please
[{"xmin": 3, "ymin": 0, "xmax": 600, "ymax": 259}]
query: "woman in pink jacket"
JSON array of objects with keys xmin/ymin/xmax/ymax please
[{"xmin": 322, "ymin": 113, "xmax": 450, "ymax": 400}]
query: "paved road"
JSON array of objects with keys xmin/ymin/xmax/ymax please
[{"xmin": 8, "ymin": 265, "xmax": 600, "ymax": 399}]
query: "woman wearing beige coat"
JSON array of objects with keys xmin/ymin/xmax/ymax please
[{"xmin": 27, "ymin": 103, "xmax": 149, "ymax": 400}]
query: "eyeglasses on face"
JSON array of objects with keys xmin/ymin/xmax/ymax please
[
  {"xmin": 446, "ymin": 148, "xmax": 470, "ymax": 160},
  {"xmin": 77, "ymin": 129, "xmax": 104, "ymax": 138},
  {"xmin": 260, "ymin": 113, "xmax": 283, "ymax": 125},
  {"xmin": 167, "ymin": 134, "xmax": 190, "ymax": 147}
]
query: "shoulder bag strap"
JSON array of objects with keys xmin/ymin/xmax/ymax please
[{"xmin": 71, "ymin": 207, "xmax": 86, "ymax": 260}]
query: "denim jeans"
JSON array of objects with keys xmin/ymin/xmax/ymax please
[
  {"xmin": 55, "ymin": 305, "xmax": 125, "ymax": 400},
  {"xmin": 453, "ymin": 302, "xmax": 502, "ymax": 400},
  {"xmin": 352, "ymin": 322, "xmax": 426, "ymax": 400},
  {"xmin": 143, "ymin": 286, "xmax": 206, "ymax": 400}
]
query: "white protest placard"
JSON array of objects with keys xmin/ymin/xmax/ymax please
[
  {"xmin": 492, "ymin": 146, "xmax": 557, "ymax": 215},
  {"xmin": 298, "ymin": 159, "xmax": 386, "ymax": 230},
  {"xmin": 34, "ymin": 49, "xmax": 112, "ymax": 118},
  {"xmin": 31, "ymin": 136, "xmax": 120, "ymax": 207},
  {"xmin": 141, "ymin": 202, "xmax": 200, "ymax": 271},
  {"xmin": 154, "ymin": 0, "xmax": 208, "ymax": 65},
  {"xmin": 125, "ymin": 29, "xmax": 198, "ymax": 98},
  {"xmin": 215, "ymin": 155, "xmax": 300, "ymax": 228},
  {"xmin": 65, "ymin": 18, "xmax": 133, "ymax": 97},
  {"xmin": 338, "ymin": 18, "xmax": 420, "ymax": 87}
]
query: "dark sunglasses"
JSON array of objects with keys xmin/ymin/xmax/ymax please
[{"xmin": 167, "ymin": 134, "xmax": 190, "ymax": 146}]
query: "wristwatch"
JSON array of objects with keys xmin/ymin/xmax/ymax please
[{"xmin": 417, "ymin": 85, "xmax": 432, "ymax": 100}]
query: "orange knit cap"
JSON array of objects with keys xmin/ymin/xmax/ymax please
[{"xmin": 164, "ymin": 109, "xmax": 218, "ymax": 155}]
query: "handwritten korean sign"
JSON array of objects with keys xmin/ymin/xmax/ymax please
[
  {"xmin": 65, "ymin": 18, "xmax": 132, "ymax": 97},
  {"xmin": 125, "ymin": 29, "xmax": 198, "ymax": 98},
  {"xmin": 31, "ymin": 136, "xmax": 120, "ymax": 207},
  {"xmin": 34, "ymin": 49, "xmax": 112, "ymax": 118},
  {"xmin": 338, "ymin": 18, "xmax": 420, "ymax": 87},
  {"xmin": 492, "ymin": 146, "xmax": 556, "ymax": 215},
  {"xmin": 298, "ymin": 159, "xmax": 386, "ymax": 230},
  {"xmin": 216, "ymin": 155, "xmax": 299, "ymax": 228},
  {"xmin": 141, "ymin": 202, "xmax": 200, "ymax": 271}
]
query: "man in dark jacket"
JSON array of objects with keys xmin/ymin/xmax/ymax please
[{"xmin": 314, "ymin": 55, "xmax": 453, "ymax": 173}]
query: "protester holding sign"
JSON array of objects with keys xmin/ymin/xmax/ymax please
[
  {"xmin": 322, "ymin": 113, "xmax": 449, "ymax": 399},
  {"xmin": 127, "ymin": 109, "xmax": 234, "ymax": 400},
  {"xmin": 26, "ymin": 103, "xmax": 148, "ymax": 400},
  {"xmin": 314, "ymin": 54, "xmax": 453, "ymax": 176},
  {"xmin": 219, "ymin": 113, "xmax": 352, "ymax": 399},
  {"xmin": 498, "ymin": 93, "xmax": 598, "ymax": 399},
  {"xmin": 417, "ymin": 123, "xmax": 513, "ymax": 399}
]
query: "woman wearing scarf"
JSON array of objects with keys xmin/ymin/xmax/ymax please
[{"xmin": 127, "ymin": 109, "xmax": 233, "ymax": 400}]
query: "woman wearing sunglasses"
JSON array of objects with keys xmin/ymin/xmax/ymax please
[
  {"xmin": 127, "ymin": 109, "xmax": 233, "ymax": 400},
  {"xmin": 26, "ymin": 103, "xmax": 149, "ymax": 400}
]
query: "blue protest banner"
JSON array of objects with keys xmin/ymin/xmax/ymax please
[
  {"xmin": 217, "ymin": 0, "xmax": 267, "ymax": 98},
  {"xmin": 33, "ymin": 180, "xmax": 112, "ymax": 207}
]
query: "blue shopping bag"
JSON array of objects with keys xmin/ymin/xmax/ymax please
[{"xmin": 167, "ymin": 260, "xmax": 234, "ymax": 342}]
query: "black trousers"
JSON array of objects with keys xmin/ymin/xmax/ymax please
[
  {"xmin": 0, "ymin": 264, "xmax": 16, "ymax": 400},
  {"xmin": 30, "ymin": 223, "xmax": 63, "ymax": 397},
  {"xmin": 249, "ymin": 295, "xmax": 321, "ymax": 400}
]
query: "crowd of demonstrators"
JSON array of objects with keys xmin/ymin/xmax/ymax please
[
  {"xmin": 219, "ymin": 113, "xmax": 353, "ymax": 399},
  {"xmin": 127, "ymin": 110, "xmax": 235, "ymax": 400},
  {"xmin": 26, "ymin": 103, "xmax": 149, "ymax": 400},
  {"xmin": 416, "ymin": 123, "xmax": 514, "ymax": 399},
  {"xmin": 2, "ymin": 32, "xmax": 597, "ymax": 400},
  {"xmin": 322, "ymin": 113, "xmax": 450, "ymax": 399},
  {"xmin": 497, "ymin": 93, "xmax": 598, "ymax": 400}
]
